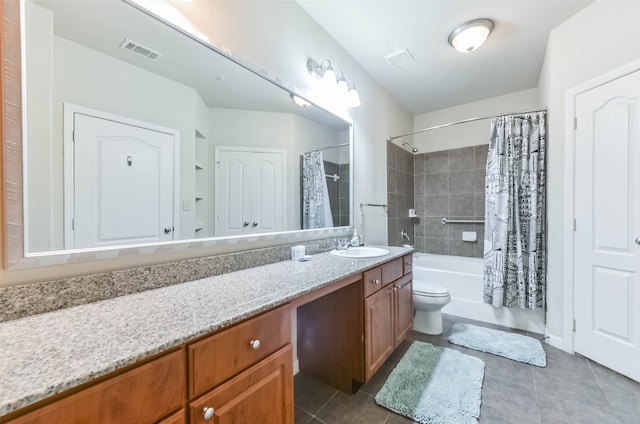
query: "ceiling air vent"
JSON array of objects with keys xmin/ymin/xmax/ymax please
[
  {"xmin": 119, "ymin": 38, "xmax": 162, "ymax": 61},
  {"xmin": 384, "ymin": 48, "xmax": 414, "ymax": 68}
]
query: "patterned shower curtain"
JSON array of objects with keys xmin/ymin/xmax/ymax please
[
  {"xmin": 484, "ymin": 112, "xmax": 546, "ymax": 310},
  {"xmin": 302, "ymin": 151, "xmax": 334, "ymax": 229}
]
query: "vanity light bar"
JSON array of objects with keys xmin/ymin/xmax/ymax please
[{"xmin": 119, "ymin": 38, "xmax": 163, "ymax": 61}]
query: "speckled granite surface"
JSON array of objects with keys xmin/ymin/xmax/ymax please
[
  {"xmin": 0, "ymin": 246, "xmax": 411, "ymax": 417},
  {"xmin": 0, "ymin": 238, "xmax": 336, "ymax": 323}
]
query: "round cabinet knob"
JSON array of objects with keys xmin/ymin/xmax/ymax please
[
  {"xmin": 636, "ymin": 237, "xmax": 640, "ymax": 245},
  {"xmin": 252, "ymin": 222, "xmax": 258, "ymax": 227},
  {"xmin": 243, "ymin": 221, "xmax": 249, "ymax": 227},
  {"xmin": 372, "ymin": 279, "xmax": 380, "ymax": 285},
  {"xmin": 202, "ymin": 406, "xmax": 215, "ymax": 420},
  {"xmin": 250, "ymin": 339, "xmax": 261, "ymax": 350},
  {"xmin": 164, "ymin": 227, "xmax": 172, "ymax": 234}
]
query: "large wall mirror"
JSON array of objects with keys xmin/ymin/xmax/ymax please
[{"xmin": 4, "ymin": 0, "xmax": 352, "ymax": 268}]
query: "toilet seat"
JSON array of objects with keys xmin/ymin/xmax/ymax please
[{"xmin": 413, "ymin": 280, "xmax": 449, "ymax": 297}]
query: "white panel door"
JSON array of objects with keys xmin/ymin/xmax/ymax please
[
  {"xmin": 250, "ymin": 152, "xmax": 284, "ymax": 233},
  {"xmin": 574, "ymin": 70, "xmax": 640, "ymax": 382},
  {"xmin": 215, "ymin": 147, "xmax": 285, "ymax": 237},
  {"xmin": 215, "ymin": 150, "xmax": 251, "ymax": 237},
  {"xmin": 71, "ymin": 113, "xmax": 175, "ymax": 249}
]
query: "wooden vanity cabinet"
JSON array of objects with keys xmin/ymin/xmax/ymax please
[
  {"xmin": 6, "ymin": 349, "xmax": 186, "ymax": 424},
  {"xmin": 364, "ymin": 255, "xmax": 413, "ymax": 380},
  {"xmin": 4, "ymin": 305, "xmax": 293, "ymax": 424},
  {"xmin": 187, "ymin": 305, "xmax": 293, "ymax": 424}
]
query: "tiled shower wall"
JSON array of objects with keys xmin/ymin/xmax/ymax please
[
  {"xmin": 414, "ymin": 145, "xmax": 487, "ymax": 258},
  {"xmin": 325, "ymin": 161, "xmax": 350, "ymax": 227},
  {"xmin": 386, "ymin": 142, "xmax": 415, "ymax": 247}
]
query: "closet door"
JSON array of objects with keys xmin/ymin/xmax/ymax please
[
  {"xmin": 574, "ymin": 69, "xmax": 640, "ymax": 382},
  {"xmin": 214, "ymin": 147, "xmax": 285, "ymax": 236}
]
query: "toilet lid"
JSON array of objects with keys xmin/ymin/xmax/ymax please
[{"xmin": 413, "ymin": 280, "xmax": 449, "ymax": 297}]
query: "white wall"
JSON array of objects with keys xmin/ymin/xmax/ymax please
[
  {"xmin": 412, "ymin": 88, "xmax": 540, "ymax": 153},
  {"xmin": 24, "ymin": 1, "xmax": 54, "ymax": 252},
  {"xmin": 538, "ymin": 0, "xmax": 640, "ymax": 349}
]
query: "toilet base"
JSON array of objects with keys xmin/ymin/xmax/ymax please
[{"xmin": 413, "ymin": 310, "xmax": 444, "ymax": 335}]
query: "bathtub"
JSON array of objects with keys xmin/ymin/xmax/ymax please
[{"xmin": 412, "ymin": 253, "xmax": 544, "ymax": 334}]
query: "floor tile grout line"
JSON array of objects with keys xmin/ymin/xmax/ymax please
[
  {"xmin": 311, "ymin": 389, "xmax": 339, "ymax": 421},
  {"xmin": 585, "ymin": 359, "xmax": 623, "ymax": 424}
]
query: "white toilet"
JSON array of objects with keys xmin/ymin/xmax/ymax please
[{"xmin": 413, "ymin": 280, "xmax": 451, "ymax": 335}]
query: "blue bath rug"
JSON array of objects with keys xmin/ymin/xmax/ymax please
[
  {"xmin": 375, "ymin": 341, "xmax": 484, "ymax": 424},
  {"xmin": 448, "ymin": 323, "xmax": 547, "ymax": 367}
]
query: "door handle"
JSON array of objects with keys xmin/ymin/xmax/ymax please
[{"xmin": 164, "ymin": 227, "xmax": 173, "ymax": 234}]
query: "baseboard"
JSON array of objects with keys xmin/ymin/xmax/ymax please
[
  {"xmin": 293, "ymin": 358, "xmax": 300, "ymax": 375},
  {"xmin": 545, "ymin": 329, "xmax": 569, "ymax": 352}
]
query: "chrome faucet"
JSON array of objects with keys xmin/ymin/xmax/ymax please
[
  {"xmin": 400, "ymin": 229, "xmax": 413, "ymax": 248},
  {"xmin": 336, "ymin": 238, "xmax": 353, "ymax": 250}
]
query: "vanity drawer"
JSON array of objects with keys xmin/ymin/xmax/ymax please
[
  {"xmin": 188, "ymin": 305, "xmax": 291, "ymax": 398},
  {"xmin": 403, "ymin": 254, "xmax": 413, "ymax": 275},
  {"xmin": 6, "ymin": 349, "xmax": 185, "ymax": 424},
  {"xmin": 363, "ymin": 267, "xmax": 383, "ymax": 297},
  {"xmin": 382, "ymin": 258, "xmax": 403, "ymax": 285}
]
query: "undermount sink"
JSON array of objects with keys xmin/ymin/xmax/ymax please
[{"xmin": 330, "ymin": 246, "xmax": 390, "ymax": 258}]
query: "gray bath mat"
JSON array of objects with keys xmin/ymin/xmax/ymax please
[
  {"xmin": 448, "ymin": 323, "xmax": 547, "ymax": 367},
  {"xmin": 375, "ymin": 341, "xmax": 484, "ymax": 424}
]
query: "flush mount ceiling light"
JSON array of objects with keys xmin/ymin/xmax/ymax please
[{"xmin": 448, "ymin": 19, "xmax": 494, "ymax": 53}]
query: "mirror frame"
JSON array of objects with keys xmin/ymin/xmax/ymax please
[{"xmin": 1, "ymin": 0, "xmax": 353, "ymax": 269}]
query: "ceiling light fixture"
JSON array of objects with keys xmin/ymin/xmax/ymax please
[
  {"xmin": 448, "ymin": 19, "xmax": 494, "ymax": 53},
  {"xmin": 346, "ymin": 80, "xmax": 361, "ymax": 108},
  {"xmin": 307, "ymin": 58, "xmax": 361, "ymax": 108},
  {"xmin": 307, "ymin": 59, "xmax": 337, "ymax": 85}
]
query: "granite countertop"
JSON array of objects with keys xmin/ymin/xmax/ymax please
[{"xmin": 0, "ymin": 246, "xmax": 411, "ymax": 416}]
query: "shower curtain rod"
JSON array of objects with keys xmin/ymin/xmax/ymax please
[
  {"xmin": 305, "ymin": 142, "xmax": 350, "ymax": 154},
  {"xmin": 387, "ymin": 107, "xmax": 548, "ymax": 142}
]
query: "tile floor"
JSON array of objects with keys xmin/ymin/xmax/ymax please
[{"xmin": 294, "ymin": 314, "xmax": 640, "ymax": 424}]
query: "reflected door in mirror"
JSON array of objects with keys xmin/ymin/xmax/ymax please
[
  {"xmin": 215, "ymin": 147, "xmax": 286, "ymax": 236},
  {"xmin": 66, "ymin": 106, "xmax": 178, "ymax": 249}
]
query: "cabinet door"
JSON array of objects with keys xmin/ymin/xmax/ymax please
[
  {"xmin": 364, "ymin": 285, "xmax": 394, "ymax": 381},
  {"xmin": 189, "ymin": 345, "xmax": 293, "ymax": 424},
  {"xmin": 394, "ymin": 273, "xmax": 413, "ymax": 348},
  {"xmin": 7, "ymin": 350, "xmax": 185, "ymax": 424}
]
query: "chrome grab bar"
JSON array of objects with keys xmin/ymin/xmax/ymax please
[{"xmin": 441, "ymin": 218, "xmax": 484, "ymax": 224}]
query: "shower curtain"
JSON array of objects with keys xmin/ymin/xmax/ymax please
[
  {"xmin": 484, "ymin": 111, "xmax": 546, "ymax": 310},
  {"xmin": 302, "ymin": 151, "xmax": 334, "ymax": 229}
]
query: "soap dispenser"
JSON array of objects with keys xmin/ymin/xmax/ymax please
[{"xmin": 351, "ymin": 229, "xmax": 361, "ymax": 247}]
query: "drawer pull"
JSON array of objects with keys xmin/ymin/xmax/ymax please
[
  {"xmin": 249, "ymin": 339, "xmax": 261, "ymax": 350},
  {"xmin": 372, "ymin": 279, "xmax": 381, "ymax": 285},
  {"xmin": 202, "ymin": 406, "xmax": 215, "ymax": 420}
]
